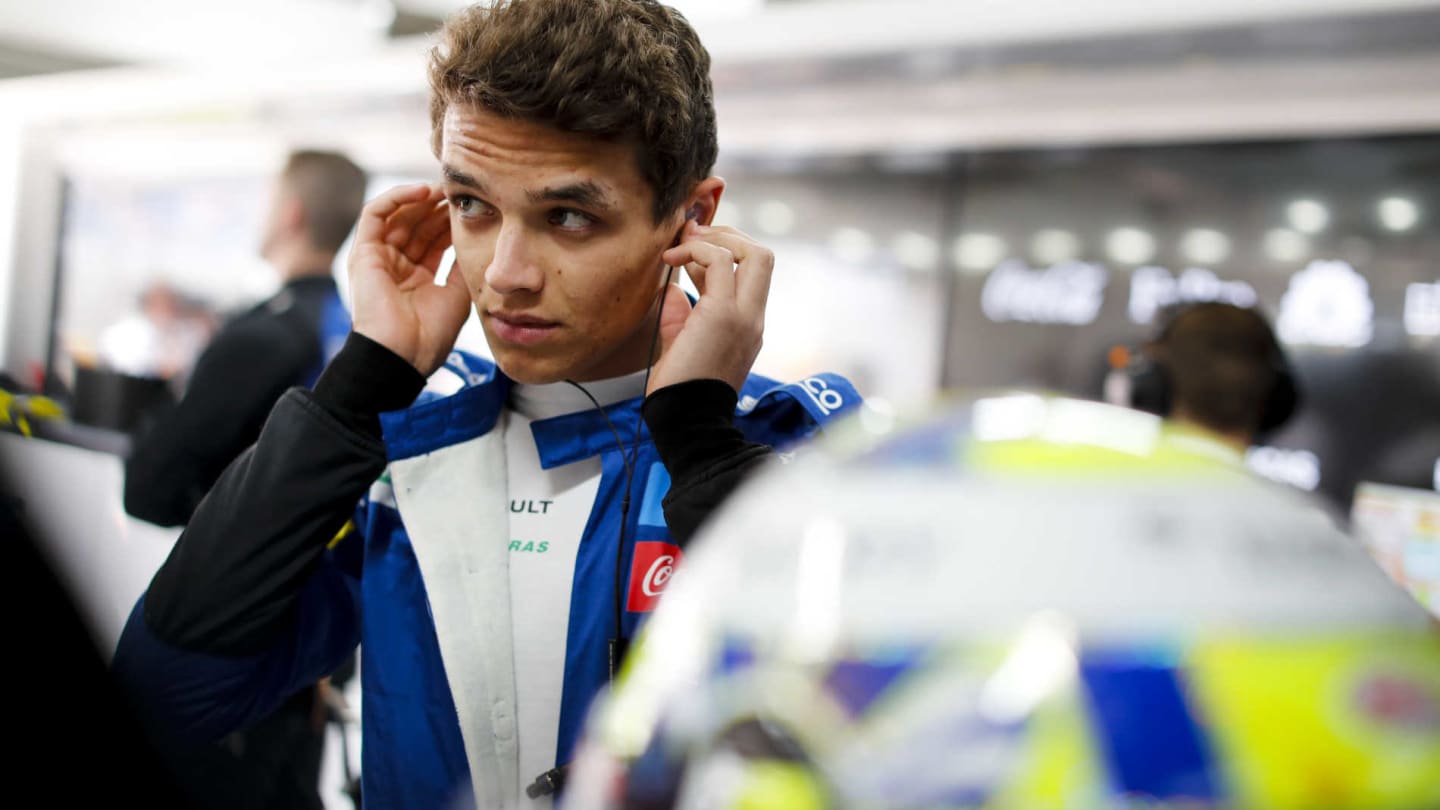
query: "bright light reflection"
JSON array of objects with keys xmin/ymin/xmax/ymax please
[
  {"xmin": 1181, "ymin": 228, "xmax": 1231, "ymax": 265},
  {"xmin": 1287, "ymin": 199, "xmax": 1329, "ymax": 234},
  {"xmin": 1246, "ymin": 446, "xmax": 1321, "ymax": 491},
  {"xmin": 755, "ymin": 200, "xmax": 796, "ymax": 236},
  {"xmin": 1031, "ymin": 229, "xmax": 1080, "ymax": 265},
  {"xmin": 713, "ymin": 201, "xmax": 742, "ymax": 229},
  {"xmin": 1265, "ymin": 228, "xmax": 1310, "ymax": 263},
  {"xmin": 830, "ymin": 228, "xmax": 875, "ymax": 264},
  {"xmin": 1106, "ymin": 227, "xmax": 1156, "ymax": 265},
  {"xmin": 1404, "ymin": 281, "xmax": 1440, "ymax": 337},
  {"xmin": 973, "ymin": 394, "xmax": 1049, "ymax": 442},
  {"xmin": 893, "ymin": 231, "xmax": 939, "ymax": 270},
  {"xmin": 858, "ymin": 397, "xmax": 898, "ymax": 435},
  {"xmin": 1277, "ymin": 260, "xmax": 1374, "ymax": 348},
  {"xmin": 953, "ymin": 233, "xmax": 1007, "ymax": 274},
  {"xmin": 791, "ymin": 518, "xmax": 847, "ymax": 661},
  {"xmin": 1039, "ymin": 399, "xmax": 1161, "ymax": 457},
  {"xmin": 978, "ymin": 612, "xmax": 1078, "ymax": 724},
  {"xmin": 1378, "ymin": 196, "xmax": 1420, "ymax": 232}
]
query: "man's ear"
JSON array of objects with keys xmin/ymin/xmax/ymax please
[
  {"xmin": 683, "ymin": 176, "xmax": 726, "ymax": 228},
  {"xmin": 280, "ymin": 194, "xmax": 307, "ymax": 238}
]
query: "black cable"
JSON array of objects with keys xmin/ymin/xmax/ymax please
[
  {"xmin": 534, "ymin": 265, "xmax": 676, "ymax": 801},
  {"xmin": 535, "ymin": 206, "xmax": 702, "ymax": 800},
  {"xmin": 563, "ymin": 262, "xmax": 675, "ymax": 682},
  {"xmin": 561, "ymin": 377, "xmax": 635, "ymax": 683}
]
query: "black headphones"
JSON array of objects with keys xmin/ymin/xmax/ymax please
[{"xmin": 1126, "ymin": 301, "xmax": 1301, "ymax": 435}]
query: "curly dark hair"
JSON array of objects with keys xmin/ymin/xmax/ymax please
[{"xmin": 428, "ymin": 0, "xmax": 718, "ymax": 223}]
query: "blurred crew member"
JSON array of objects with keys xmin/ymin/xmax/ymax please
[
  {"xmin": 125, "ymin": 150, "xmax": 364, "ymax": 526},
  {"xmin": 122, "ymin": 150, "xmax": 366, "ymax": 810},
  {"xmin": 1127, "ymin": 301, "xmax": 1300, "ymax": 457},
  {"xmin": 113, "ymin": 2, "xmax": 857, "ymax": 808}
]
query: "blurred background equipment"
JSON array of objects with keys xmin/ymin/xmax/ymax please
[
  {"xmin": 3, "ymin": 0, "xmax": 1435, "ymax": 511},
  {"xmin": 0, "ymin": 2, "xmax": 1437, "ymax": 807},
  {"xmin": 70, "ymin": 366, "xmax": 175, "ymax": 433},
  {"xmin": 1352, "ymin": 482, "xmax": 1440, "ymax": 618},
  {"xmin": 564, "ymin": 393, "xmax": 1440, "ymax": 809}
]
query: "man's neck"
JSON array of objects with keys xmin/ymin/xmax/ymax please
[
  {"xmin": 269, "ymin": 243, "xmax": 336, "ymax": 283},
  {"xmin": 510, "ymin": 368, "xmax": 649, "ymax": 422},
  {"xmin": 1170, "ymin": 411, "xmax": 1252, "ymax": 455}
]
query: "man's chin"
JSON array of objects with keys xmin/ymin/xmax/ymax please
[
  {"xmin": 499, "ymin": 365, "xmax": 570, "ymax": 386},
  {"xmin": 489, "ymin": 347, "xmax": 574, "ymax": 385}
]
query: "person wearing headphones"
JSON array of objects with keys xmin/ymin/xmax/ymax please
[
  {"xmin": 1125, "ymin": 300, "xmax": 1301, "ymax": 457},
  {"xmin": 112, "ymin": 2, "xmax": 858, "ymax": 808}
]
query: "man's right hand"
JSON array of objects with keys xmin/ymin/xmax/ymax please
[{"xmin": 348, "ymin": 184, "xmax": 471, "ymax": 377}]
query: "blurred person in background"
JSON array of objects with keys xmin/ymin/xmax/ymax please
[
  {"xmin": 98, "ymin": 280, "xmax": 215, "ymax": 383},
  {"xmin": 112, "ymin": 1, "xmax": 856, "ymax": 808},
  {"xmin": 124, "ymin": 150, "xmax": 363, "ymax": 527},
  {"xmin": 121, "ymin": 150, "xmax": 366, "ymax": 810},
  {"xmin": 1124, "ymin": 301, "xmax": 1301, "ymax": 461}
]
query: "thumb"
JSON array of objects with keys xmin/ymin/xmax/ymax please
[{"xmin": 655, "ymin": 282, "xmax": 693, "ymax": 359}]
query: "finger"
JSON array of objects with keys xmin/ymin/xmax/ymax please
[
  {"xmin": 653, "ymin": 282, "xmax": 693, "ymax": 372},
  {"xmin": 691, "ymin": 223, "xmax": 758, "ymax": 243},
  {"xmin": 687, "ymin": 227, "xmax": 774, "ymax": 313},
  {"xmin": 406, "ymin": 200, "xmax": 452, "ymax": 264},
  {"xmin": 385, "ymin": 190, "xmax": 446, "ymax": 250},
  {"xmin": 660, "ymin": 218, "xmax": 704, "ymax": 288},
  {"xmin": 354, "ymin": 184, "xmax": 433, "ymax": 245},
  {"xmin": 663, "ymin": 240, "xmax": 737, "ymax": 298},
  {"xmin": 382, "ymin": 185, "xmax": 445, "ymax": 248},
  {"xmin": 420, "ymin": 228, "xmax": 454, "ymax": 276}
]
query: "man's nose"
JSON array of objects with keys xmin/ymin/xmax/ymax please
[{"xmin": 484, "ymin": 224, "xmax": 544, "ymax": 295}]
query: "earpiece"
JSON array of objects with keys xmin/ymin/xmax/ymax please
[{"xmin": 671, "ymin": 205, "xmax": 703, "ymax": 249}]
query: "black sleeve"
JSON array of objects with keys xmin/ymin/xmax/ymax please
[
  {"xmin": 123, "ymin": 314, "xmax": 316, "ymax": 527},
  {"xmin": 642, "ymin": 379, "xmax": 772, "ymax": 546},
  {"xmin": 142, "ymin": 333, "xmax": 425, "ymax": 655}
]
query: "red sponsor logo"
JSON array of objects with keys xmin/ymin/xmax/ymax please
[{"xmin": 627, "ymin": 541, "xmax": 684, "ymax": 612}]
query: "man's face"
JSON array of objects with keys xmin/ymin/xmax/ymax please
[{"xmin": 440, "ymin": 105, "xmax": 684, "ymax": 384}]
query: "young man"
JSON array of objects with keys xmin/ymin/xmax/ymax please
[{"xmin": 113, "ymin": 2, "xmax": 857, "ymax": 808}]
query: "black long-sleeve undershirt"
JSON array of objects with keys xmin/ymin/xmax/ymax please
[
  {"xmin": 141, "ymin": 332, "xmax": 771, "ymax": 656},
  {"xmin": 142, "ymin": 334, "xmax": 422, "ymax": 654}
]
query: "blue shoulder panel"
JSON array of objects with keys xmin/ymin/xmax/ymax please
[
  {"xmin": 734, "ymin": 371, "xmax": 861, "ymax": 445},
  {"xmin": 380, "ymin": 351, "xmax": 511, "ymax": 461}
]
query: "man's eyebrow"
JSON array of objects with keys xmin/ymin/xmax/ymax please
[
  {"xmin": 528, "ymin": 181, "xmax": 614, "ymax": 210},
  {"xmin": 442, "ymin": 165, "xmax": 485, "ymax": 192}
]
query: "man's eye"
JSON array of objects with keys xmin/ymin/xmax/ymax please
[
  {"xmin": 451, "ymin": 196, "xmax": 487, "ymax": 217},
  {"xmin": 551, "ymin": 209, "xmax": 595, "ymax": 230}
]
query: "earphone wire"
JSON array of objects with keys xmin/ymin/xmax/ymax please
[{"xmin": 561, "ymin": 261, "xmax": 675, "ymax": 683}]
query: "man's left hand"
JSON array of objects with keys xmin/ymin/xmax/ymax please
[{"xmin": 649, "ymin": 221, "xmax": 773, "ymax": 396}]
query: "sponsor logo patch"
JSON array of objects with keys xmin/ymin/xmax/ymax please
[{"xmin": 627, "ymin": 541, "xmax": 684, "ymax": 612}]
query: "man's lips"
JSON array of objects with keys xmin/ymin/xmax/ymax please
[{"xmin": 486, "ymin": 311, "xmax": 561, "ymax": 345}]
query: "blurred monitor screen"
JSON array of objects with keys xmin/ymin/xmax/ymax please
[{"xmin": 1352, "ymin": 482, "xmax": 1440, "ymax": 619}]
